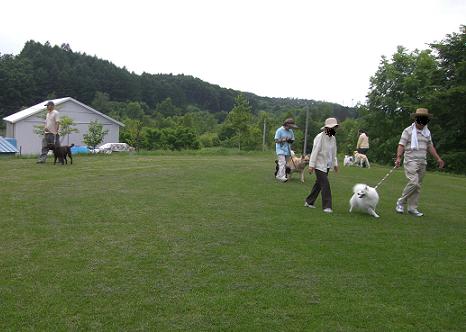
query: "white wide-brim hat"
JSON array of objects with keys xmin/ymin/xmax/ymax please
[{"xmin": 320, "ymin": 117, "xmax": 339, "ymax": 130}]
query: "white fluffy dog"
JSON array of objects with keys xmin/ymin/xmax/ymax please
[
  {"xmin": 349, "ymin": 184, "xmax": 380, "ymax": 218},
  {"xmin": 344, "ymin": 155, "xmax": 354, "ymax": 166}
]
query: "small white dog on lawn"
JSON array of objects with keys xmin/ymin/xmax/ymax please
[
  {"xmin": 344, "ymin": 155, "xmax": 354, "ymax": 166},
  {"xmin": 349, "ymin": 183, "xmax": 380, "ymax": 218}
]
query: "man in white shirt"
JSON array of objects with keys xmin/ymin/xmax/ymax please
[
  {"xmin": 304, "ymin": 118, "xmax": 339, "ymax": 213},
  {"xmin": 37, "ymin": 101, "xmax": 60, "ymax": 163}
]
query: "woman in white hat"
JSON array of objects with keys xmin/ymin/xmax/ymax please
[{"xmin": 304, "ymin": 117, "xmax": 339, "ymax": 213}]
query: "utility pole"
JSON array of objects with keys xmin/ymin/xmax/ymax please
[
  {"xmin": 262, "ymin": 117, "xmax": 266, "ymax": 151},
  {"xmin": 303, "ymin": 107, "xmax": 309, "ymax": 155}
]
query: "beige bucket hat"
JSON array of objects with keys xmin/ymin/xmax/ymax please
[
  {"xmin": 410, "ymin": 108, "xmax": 433, "ymax": 119},
  {"xmin": 321, "ymin": 117, "xmax": 339, "ymax": 130}
]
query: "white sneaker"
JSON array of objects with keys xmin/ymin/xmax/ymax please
[
  {"xmin": 395, "ymin": 199, "xmax": 404, "ymax": 214},
  {"xmin": 276, "ymin": 176, "xmax": 288, "ymax": 182},
  {"xmin": 323, "ymin": 208, "xmax": 333, "ymax": 213},
  {"xmin": 304, "ymin": 202, "xmax": 316, "ymax": 208},
  {"xmin": 408, "ymin": 209, "xmax": 424, "ymax": 217}
]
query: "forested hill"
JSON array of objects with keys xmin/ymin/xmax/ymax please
[{"xmin": 0, "ymin": 40, "xmax": 354, "ymax": 119}]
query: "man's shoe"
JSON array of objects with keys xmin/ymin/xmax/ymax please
[
  {"xmin": 304, "ymin": 202, "xmax": 316, "ymax": 208},
  {"xmin": 408, "ymin": 209, "xmax": 424, "ymax": 217},
  {"xmin": 323, "ymin": 208, "xmax": 333, "ymax": 213},
  {"xmin": 395, "ymin": 199, "xmax": 404, "ymax": 213}
]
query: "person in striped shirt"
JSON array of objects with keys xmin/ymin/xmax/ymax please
[{"xmin": 394, "ymin": 108, "xmax": 444, "ymax": 217}]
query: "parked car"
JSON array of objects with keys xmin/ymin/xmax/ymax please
[{"xmin": 89, "ymin": 143, "xmax": 135, "ymax": 154}]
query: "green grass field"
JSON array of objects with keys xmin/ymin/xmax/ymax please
[{"xmin": 1, "ymin": 152, "xmax": 465, "ymax": 331}]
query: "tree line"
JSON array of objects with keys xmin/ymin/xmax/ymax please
[
  {"xmin": 0, "ymin": 40, "xmax": 354, "ymax": 120},
  {"xmin": 0, "ymin": 25, "xmax": 464, "ymax": 173},
  {"xmin": 0, "ymin": 39, "xmax": 354, "ymax": 152}
]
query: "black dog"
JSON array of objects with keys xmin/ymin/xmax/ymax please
[
  {"xmin": 274, "ymin": 160, "xmax": 291, "ymax": 178},
  {"xmin": 53, "ymin": 144, "xmax": 74, "ymax": 165}
]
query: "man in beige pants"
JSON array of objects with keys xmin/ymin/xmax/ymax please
[
  {"xmin": 394, "ymin": 108, "xmax": 444, "ymax": 217},
  {"xmin": 37, "ymin": 101, "xmax": 60, "ymax": 164}
]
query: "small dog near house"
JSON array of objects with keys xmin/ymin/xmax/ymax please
[
  {"xmin": 53, "ymin": 144, "xmax": 74, "ymax": 165},
  {"xmin": 349, "ymin": 183, "xmax": 380, "ymax": 218}
]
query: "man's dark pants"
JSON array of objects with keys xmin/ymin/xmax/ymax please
[
  {"xmin": 305, "ymin": 168, "xmax": 332, "ymax": 209},
  {"xmin": 37, "ymin": 133, "xmax": 60, "ymax": 162}
]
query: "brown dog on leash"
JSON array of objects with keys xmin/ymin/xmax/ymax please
[
  {"xmin": 287, "ymin": 153, "xmax": 310, "ymax": 182},
  {"xmin": 274, "ymin": 152, "xmax": 310, "ymax": 183},
  {"xmin": 53, "ymin": 144, "xmax": 74, "ymax": 165}
]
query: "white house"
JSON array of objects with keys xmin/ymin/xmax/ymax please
[{"xmin": 3, "ymin": 97, "xmax": 124, "ymax": 155}]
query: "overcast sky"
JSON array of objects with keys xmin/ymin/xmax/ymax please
[{"xmin": 1, "ymin": 0, "xmax": 465, "ymax": 106}]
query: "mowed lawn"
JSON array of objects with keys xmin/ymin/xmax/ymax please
[{"xmin": 0, "ymin": 152, "xmax": 465, "ymax": 331}]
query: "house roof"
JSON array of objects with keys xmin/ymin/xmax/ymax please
[
  {"xmin": 2, "ymin": 97, "xmax": 124, "ymax": 127},
  {"xmin": 0, "ymin": 137, "xmax": 19, "ymax": 153}
]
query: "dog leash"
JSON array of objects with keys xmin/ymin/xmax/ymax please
[
  {"xmin": 374, "ymin": 166, "xmax": 397, "ymax": 190},
  {"xmin": 287, "ymin": 143, "xmax": 298, "ymax": 169}
]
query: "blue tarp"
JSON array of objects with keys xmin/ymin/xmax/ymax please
[
  {"xmin": 5, "ymin": 138, "xmax": 17, "ymax": 148},
  {"xmin": 71, "ymin": 146, "xmax": 89, "ymax": 154},
  {"xmin": 0, "ymin": 137, "xmax": 19, "ymax": 153}
]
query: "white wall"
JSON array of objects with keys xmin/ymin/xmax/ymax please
[
  {"xmin": 10, "ymin": 100, "xmax": 121, "ymax": 155},
  {"xmin": 14, "ymin": 118, "xmax": 42, "ymax": 155},
  {"xmin": 6, "ymin": 123, "xmax": 14, "ymax": 137}
]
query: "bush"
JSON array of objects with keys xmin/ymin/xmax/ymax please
[
  {"xmin": 199, "ymin": 132, "xmax": 220, "ymax": 148},
  {"xmin": 159, "ymin": 126, "xmax": 200, "ymax": 150},
  {"xmin": 368, "ymin": 136, "xmax": 399, "ymax": 165},
  {"xmin": 144, "ymin": 128, "xmax": 161, "ymax": 150},
  {"xmin": 428, "ymin": 151, "xmax": 466, "ymax": 174}
]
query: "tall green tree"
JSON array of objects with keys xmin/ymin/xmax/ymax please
[
  {"xmin": 59, "ymin": 116, "xmax": 79, "ymax": 145},
  {"xmin": 364, "ymin": 46, "xmax": 440, "ymax": 163},
  {"xmin": 91, "ymin": 91, "xmax": 113, "ymax": 114},
  {"xmin": 337, "ymin": 118, "xmax": 360, "ymax": 155},
  {"xmin": 257, "ymin": 111, "xmax": 273, "ymax": 150},
  {"xmin": 33, "ymin": 110, "xmax": 47, "ymax": 137},
  {"xmin": 226, "ymin": 94, "xmax": 252, "ymax": 150},
  {"xmin": 428, "ymin": 26, "xmax": 466, "ymax": 172},
  {"xmin": 0, "ymin": 54, "xmax": 36, "ymax": 117},
  {"xmin": 83, "ymin": 121, "xmax": 109, "ymax": 149},
  {"xmin": 122, "ymin": 119, "xmax": 144, "ymax": 151},
  {"xmin": 125, "ymin": 101, "xmax": 146, "ymax": 120},
  {"xmin": 156, "ymin": 97, "xmax": 180, "ymax": 117}
]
